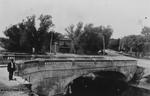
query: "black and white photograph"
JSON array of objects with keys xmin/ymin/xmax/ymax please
[{"xmin": 0, "ymin": 0, "xmax": 150, "ymax": 96}]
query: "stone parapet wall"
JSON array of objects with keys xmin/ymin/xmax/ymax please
[{"xmin": 16, "ymin": 57, "xmax": 137, "ymax": 81}]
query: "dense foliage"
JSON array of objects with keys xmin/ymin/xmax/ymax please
[
  {"xmin": 120, "ymin": 35, "xmax": 146, "ymax": 53},
  {"xmin": 120, "ymin": 26, "xmax": 150, "ymax": 55},
  {"xmin": 108, "ymin": 39, "xmax": 120, "ymax": 51},
  {"xmin": 65, "ymin": 23, "xmax": 113, "ymax": 54},
  {"xmin": 65, "ymin": 22, "xmax": 83, "ymax": 53},
  {"xmin": 0, "ymin": 15, "xmax": 62, "ymax": 54}
]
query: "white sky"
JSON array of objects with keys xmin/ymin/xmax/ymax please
[{"xmin": 0, "ymin": 0, "xmax": 150, "ymax": 38}]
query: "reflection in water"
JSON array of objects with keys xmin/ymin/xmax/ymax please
[
  {"xmin": 63, "ymin": 73, "xmax": 150, "ymax": 96},
  {"xmin": 122, "ymin": 86, "xmax": 150, "ymax": 96}
]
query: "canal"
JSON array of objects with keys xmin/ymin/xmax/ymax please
[{"xmin": 62, "ymin": 71, "xmax": 150, "ymax": 96}]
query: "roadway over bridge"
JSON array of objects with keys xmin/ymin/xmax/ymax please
[{"xmin": 15, "ymin": 55, "xmax": 137, "ymax": 96}]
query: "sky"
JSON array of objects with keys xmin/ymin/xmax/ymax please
[{"xmin": 0, "ymin": 0, "xmax": 150, "ymax": 38}]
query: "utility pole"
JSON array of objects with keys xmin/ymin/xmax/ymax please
[
  {"xmin": 102, "ymin": 35, "xmax": 105, "ymax": 55},
  {"xmin": 54, "ymin": 42, "xmax": 57, "ymax": 55},
  {"xmin": 118, "ymin": 38, "xmax": 121, "ymax": 51},
  {"xmin": 50, "ymin": 32, "xmax": 53, "ymax": 53}
]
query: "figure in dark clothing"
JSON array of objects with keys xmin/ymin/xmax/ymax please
[{"xmin": 7, "ymin": 58, "xmax": 16, "ymax": 80}]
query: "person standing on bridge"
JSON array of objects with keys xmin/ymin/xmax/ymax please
[{"xmin": 7, "ymin": 58, "xmax": 16, "ymax": 80}]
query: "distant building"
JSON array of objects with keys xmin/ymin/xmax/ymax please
[{"xmin": 58, "ymin": 37, "xmax": 71, "ymax": 53}]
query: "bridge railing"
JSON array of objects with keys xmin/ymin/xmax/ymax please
[
  {"xmin": 0, "ymin": 54, "xmax": 54, "ymax": 65},
  {"xmin": 0, "ymin": 53, "xmax": 106, "ymax": 65},
  {"xmin": 15, "ymin": 57, "xmax": 137, "ymax": 77}
]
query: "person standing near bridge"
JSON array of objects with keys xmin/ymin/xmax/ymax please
[{"xmin": 7, "ymin": 58, "xmax": 16, "ymax": 80}]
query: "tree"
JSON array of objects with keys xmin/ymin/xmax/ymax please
[
  {"xmin": 141, "ymin": 26, "xmax": 150, "ymax": 42},
  {"xmin": 121, "ymin": 35, "xmax": 146, "ymax": 56},
  {"xmin": 79, "ymin": 24, "xmax": 113, "ymax": 54},
  {"xmin": 1, "ymin": 14, "xmax": 62, "ymax": 54},
  {"xmin": 108, "ymin": 39, "xmax": 120, "ymax": 51},
  {"xmin": 65, "ymin": 22, "xmax": 83, "ymax": 53},
  {"xmin": 102, "ymin": 26, "xmax": 113, "ymax": 49},
  {"xmin": 141, "ymin": 26, "xmax": 150, "ymax": 36},
  {"xmin": 2, "ymin": 25, "xmax": 22, "ymax": 52},
  {"xmin": 122, "ymin": 35, "xmax": 137, "ymax": 52},
  {"xmin": 65, "ymin": 22, "xmax": 113, "ymax": 54}
]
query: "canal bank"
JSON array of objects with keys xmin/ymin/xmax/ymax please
[{"xmin": 0, "ymin": 67, "xmax": 38, "ymax": 96}]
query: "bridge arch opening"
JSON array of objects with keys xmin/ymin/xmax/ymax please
[{"xmin": 64, "ymin": 71, "xmax": 128, "ymax": 96}]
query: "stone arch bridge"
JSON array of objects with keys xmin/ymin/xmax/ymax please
[{"xmin": 15, "ymin": 56, "xmax": 137, "ymax": 96}]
